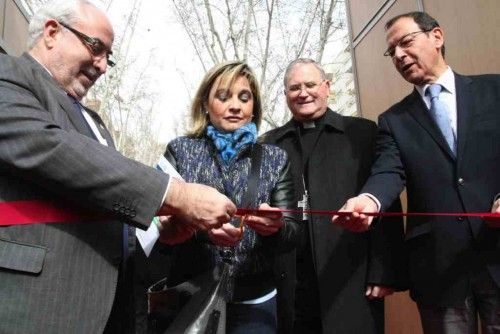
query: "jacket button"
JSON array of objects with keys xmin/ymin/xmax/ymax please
[
  {"xmin": 113, "ymin": 203, "xmax": 120, "ymax": 212},
  {"xmin": 458, "ymin": 178, "xmax": 465, "ymax": 185},
  {"xmin": 457, "ymin": 216, "xmax": 464, "ymax": 222},
  {"xmin": 130, "ymin": 210, "xmax": 136, "ymax": 218},
  {"xmin": 280, "ymin": 272, "xmax": 287, "ymax": 279}
]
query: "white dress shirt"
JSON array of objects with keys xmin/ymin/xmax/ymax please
[
  {"xmin": 415, "ymin": 66, "xmax": 457, "ymax": 138},
  {"xmin": 364, "ymin": 67, "xmax": 457, "ymax": 211}
]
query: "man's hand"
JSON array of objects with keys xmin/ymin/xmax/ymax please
[
  {"xmin": 208, "ymin": 223, "xmax": 243, "ymax": 247},
  {"xmin": 244, "ymin": 203, "xmax": 284, "ymax": 236},
  {"xmin": 365, "ymin": 285, "xmax": 395, "ymax": 300},
  {"xmin": 332, "ymin": 195, "xmax": 378, "ymax": 232},
  {"xmin": 485, "ymin": 197, "xmax": 500, "ymax": 228},
  {"xmin": 157, "ymin": 216, "xmax": 196, "ymax": 245},
  {"xmin": 160, "ymin": 178, "xmax": 236, "ymax": 230}
]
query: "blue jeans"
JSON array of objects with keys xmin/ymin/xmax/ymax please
[
  {"xmin": 417, "ymin": 269, "xmax": 500, "ymax": 334},
  {"xmin": 226, "ymin": 295, "xmax": 277, "ymax": 334}
]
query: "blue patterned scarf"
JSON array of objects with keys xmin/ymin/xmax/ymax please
[{"xmin": 206, "ymin": 122, "xmax": 257, "ymax": 165}]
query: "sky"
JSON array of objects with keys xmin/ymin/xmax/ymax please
[{"xmin": 106, "ymin": 0, "xmax": 206, "ymax": 143}]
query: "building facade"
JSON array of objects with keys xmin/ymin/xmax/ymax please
[{"xmin": 0, "ymin": 0, "xmax": 29, "ymax": 55}]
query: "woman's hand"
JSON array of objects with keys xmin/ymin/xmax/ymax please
[
  {"xmin": 244, "ymin": 203, "xmax": 284, "ymax": 236},
  {"xmin": 157, "ymin": 216, "xmax": 196, "ymax": 245},
  {"xmin": 208, "ymin": 223, "xmax": 243, "ymax": 247}
]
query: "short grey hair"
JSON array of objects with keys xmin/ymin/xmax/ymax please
[
  {"xmin": 283, "ymin": 58, "xmax": 327, "ymax": 87},
  {"xmin": 27, "ymin": 0, "xmax": 95, "ymax": 50}
]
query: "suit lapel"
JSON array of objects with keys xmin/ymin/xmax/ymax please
[
  {"xmin": 455, "ymin": 74, "xmax": 474, "ymax": 169},
  {"xmin": 407, "ymin": 89, "xmax": 456, "ymax": 160}
]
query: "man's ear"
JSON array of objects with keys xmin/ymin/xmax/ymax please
[
  {"xmin": 324, "ymin": 80, "xmax": 331, "ymax": 96},
  {"xmin": 431, "ymin": 26, "xmax": 444, "ymax": 51},
  {"xmin": 43, "ymin": 19, "xmax": 61, "ymax": 48}
]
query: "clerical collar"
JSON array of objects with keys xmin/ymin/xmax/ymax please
[
  {"xmin": 296, "ymin": 112, "xmax": 326, "ymax": 130},
  {"xmin": 302, "ymin": 121, "xmax": 316, "ymax": 129}
]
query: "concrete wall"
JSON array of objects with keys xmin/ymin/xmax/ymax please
[
  {"xmin": 0, "ymin": 0, "xmax": 29, "ymax": 55},
  {"xmin": 346, "ymin": 0, "xmax": 500, "ymax": 333}
]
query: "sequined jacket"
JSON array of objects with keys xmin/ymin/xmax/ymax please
[{"xmin": 164, "ymin": 136, "xmax": 299, "ymax": 301}]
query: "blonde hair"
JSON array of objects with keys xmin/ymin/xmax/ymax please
[{"xmin": 187, "ymin": 60, "xmax": 262, "ymax": 137}]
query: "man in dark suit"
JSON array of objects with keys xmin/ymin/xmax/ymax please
[
  {"xmin": 334, "ymin": 12, "xmax": 500, "ymax": 333},
  {"xmin": 263, "ymin": 58, "xmax": 405, "ymax": 333},
  {"xmin": 0, "ymin": 1, "xmax": 236, "ymax": 333}
]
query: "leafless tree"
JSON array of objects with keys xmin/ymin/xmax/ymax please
[{"xmin": 171, "ymin": 0, "xmax": 353, "ymax": 131}]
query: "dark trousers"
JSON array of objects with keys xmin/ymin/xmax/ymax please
[
  {"xmin": 418, "ymin": 269, "xmax": 500, "ymax": 334},
  {"xmin": 104, "ymin": 256, "xmax": 136, "ymax": 334},
  {"xmin": 226, "ymin": 295, "xmax": 277, "ymax": 334}
]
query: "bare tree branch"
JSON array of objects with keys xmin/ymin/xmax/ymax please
[
  {"xmin": 317, "ymin": 0, "xmax": 337, "ymax": 63},
  {"xmin": 224, "ymin": 0, "xmax": 240, "ymax": 59},
  {"xmin": 168, "ymin": 0, "xmax": 354, "ymax": 131},
  {"xmin": 203, "ymin": 0, "xmax": 228, "ymax": 61},
  {"xmin": 295, "ymin": 1, "xmax": 320, "ymax": 58},
  {"xmin": 258, "ymin": 0, "xmax": 275, "ymax": 85},
  {"xmin": 172, "ymin": 0, "xmax": 210, "ymax": 71},
  {"xmin": 242, "ymin": 0, "xmax": 253, "ymax": 60}
]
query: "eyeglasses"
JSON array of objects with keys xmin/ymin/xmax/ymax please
[
  {"xmin": 286, "ymin": 81, "xmax": 325, "ymax": 96},
  {"xmin": 383, "ymin": 29, "xmax": 432, "ymax": 58},
  {"xmin": 59, "ymin": 21, "xmax": 116, "ymax": 67}
]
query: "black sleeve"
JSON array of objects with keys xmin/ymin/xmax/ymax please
[{"xmin": 262, "ymin": 161, "xmax": 302, "ymax": 253}]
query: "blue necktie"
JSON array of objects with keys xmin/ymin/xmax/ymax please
[
  {"xmin": 68, "ymin": 96, "xmax": 98, "ymax": 141},
  {"xmin": 426, "ymin": 84, "xmax": 456, "ymax": 156}
]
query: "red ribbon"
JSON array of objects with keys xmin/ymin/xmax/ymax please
[
  {"xmin": 0, "ymin": 200, "xmax": 498, "ymax": 227},
  {"xmin": 0, "ymin": 200, "xmax": 105, "ymax": 226},
  {"xmin": 236, "ymin": 208, "xmax": 500, "ymax": 219}
]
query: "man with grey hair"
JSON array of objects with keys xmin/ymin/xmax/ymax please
[
  {"xmin": 263, "ymin": 58, "xmax": 405, "ymax": 333},
  {"xmin": 0, "ymin": 0, "xmax": 236, "ymax": 333}
]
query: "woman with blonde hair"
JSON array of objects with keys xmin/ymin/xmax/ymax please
[{"xmin": 163, "ymin": 60, "xmax": 299, "ymax": 333}]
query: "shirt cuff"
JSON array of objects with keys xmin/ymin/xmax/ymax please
[
  {"xmin": 359, "ymin": 193, "xmax": 381, "ymax": 212},
  {"xmin": 157, "ymin": 177, "xmax": 172, "ymax": 214}
]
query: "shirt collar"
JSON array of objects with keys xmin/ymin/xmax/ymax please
[
  {"xmin": 415, "ymin": 66, "xmax": 456, "ymax": 98},
  {"xmin": 29, "ymin": 54, "xmax": 54, "ymax": 77}
]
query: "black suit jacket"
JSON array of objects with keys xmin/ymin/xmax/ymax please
[
  {"xmin": 362, "ymin": 73, "xmax": 500, "ymax": 306},
  {"xmin": 0, "ymin": 53, "xmax": 169, "ymax": 333}
]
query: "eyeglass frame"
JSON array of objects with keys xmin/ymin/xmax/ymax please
[
  {"xmin": 58, "ymin": 21, "xmax": 116, "ymax": 67},
  {"xmin": 285, "ymin": 80, "xmax": 327, "ymax": 96},
  {"xmin": 383, "ymin": 29, "xmax": 433, "ymax": 58}
]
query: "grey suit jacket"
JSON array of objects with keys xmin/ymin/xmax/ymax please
[{"xmin": 0, "ymin": 53, "xmax": 169, "ymax": 333}]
